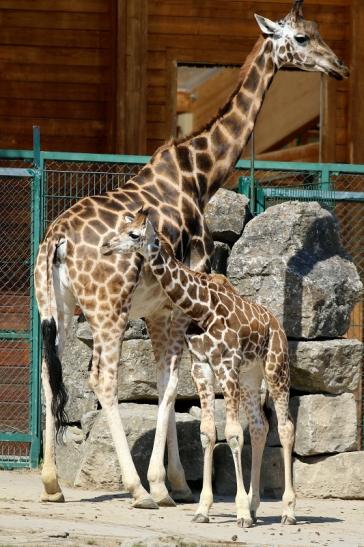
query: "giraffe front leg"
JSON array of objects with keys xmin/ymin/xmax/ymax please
[
  {"xmin": 90, "ymin": 325, "xmax": 158, "ymax": 510},
  {"xmin": 190, "ymin": 358, "xmax": 216, "ymax": 523},
  {"xmin": 219, "ymin": 367, "xmax": 252, "ymax": 528},
  {"xmin": 147, "ymin": 310, "xmax": 190, "ymax": 506}
]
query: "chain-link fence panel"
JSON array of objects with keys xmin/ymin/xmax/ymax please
[
  {"xmin": 0, "ymin": 170, "xmax": 37, "ymax": 467},
  {"xmin": 43, "ymin": 159, "xmax": 144, "ymax": 228}
]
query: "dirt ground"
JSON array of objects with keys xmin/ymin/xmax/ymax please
[{"xmin": 0, "ymin": 470, "xmax": 363, "ymax": 547}]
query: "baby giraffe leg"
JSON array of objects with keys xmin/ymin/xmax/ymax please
[
  {"xmin": 265, "ymin": 365, "xmax": 296, "ymax": 524},
  {"xmin": 272, "ymin": 390, "xmax": 296, "ymax": 524},
  {"xmin": 146, "ymin": 310, "xmax": 192, "ymax": 504},
  {"xmin": 219, "ymin": 368, "xmax": 252, "ymax": 528},
  {"xmin": 240, "ymin": 366, "xmax": 268, "ymax": 523},
  {"xmin": 190, "ymin": 358, "xmax": 216, "ymax": 523}
]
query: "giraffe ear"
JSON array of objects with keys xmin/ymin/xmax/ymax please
[
  {"xmin": 145, "ymin": 219, "xmax": 156, "ymax": 242},
  {"xmin": 254, "ymin": 14, "xmax": 281, "ymax": 37},
  {"xmin": 292, "ymin": 0, "xmax": 304, "ymax": 19}
]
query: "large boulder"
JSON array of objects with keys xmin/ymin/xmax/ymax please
[
  {"xmin": 266, "ymin": 393, "xmax": 358, "ymax": 455},
  {"xmin": 211, "ymin": 241, "xmax": 230, "ymax": 275},
  {"xmin": 189, "ymin": 399, "xmax": 249, "ymax": 443},
  {"xmin": 74, "ymin": 403, "xmax": 203, "ymax": 490},
  {"xmin": 55, "ymin": 426, "xmax": 85, "ymax": 486},
  {"xmin": 227, "ymin": 202, "xmax": 362, "ymax": 338},
  {"xmin": 291, "ymin": 393, "xmax": 357, "ymax": 456},
  {"xmin": 214, "ymin": 444, "xmax": 285, "ymax": 498},
  {"xmin": 76, "ymin": 317, "xmax": 149, "ymax": 348},
  {"xmin": 294, "ymin": 452, "xmax": 364, "ymax": 499},
  {"xmin": 118, "ymin": 339, "xmax": 196, "ymax": 400},
  {"xmin": 288, "ymin": 338, "xmax": 362, "ymax": 394},
  {"xmin": 61, "ymin": 318, "xmax": 98, "ymax": 423},
  {"xmin": 204, "ymin": 188, "xmax": 250, "ymax": 244}
]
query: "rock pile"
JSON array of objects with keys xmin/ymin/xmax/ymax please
[{"xmin": 56, "ymin": 194, "xmax": 363, "ymax": 500}]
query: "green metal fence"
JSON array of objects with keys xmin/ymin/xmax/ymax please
[
  {"xmin": 0, "ymin": 144, "xmax": 42, "ymax": 468},
  {"xmin": 0, "ymin": 134, "xmax": 363, "ymax": 467}
]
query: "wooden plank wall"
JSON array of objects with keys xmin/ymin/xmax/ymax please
[
  {"xmin": 0, "ymin": 0, "xmax": 115, "ymax": 152},
  {"xmin": 147, "ymin": 0, "xmax": 352, "ymax": 161}
]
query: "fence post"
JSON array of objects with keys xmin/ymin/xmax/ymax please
[{"xmin": 29, "ymin": 127, "xmax": 42, "ymax": 468}]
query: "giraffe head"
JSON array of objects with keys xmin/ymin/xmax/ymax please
[
  {"xmin": 255, "ymin": 0, "xmax": 348, "ymax": 80},
  {"xmin": 100, "ymin": 212, "xmax": 159, "ymax": 258}
]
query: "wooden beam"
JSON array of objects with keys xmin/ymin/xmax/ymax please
[
  {"xmin": 256, "ymin": 142, "xmax": 319, "ymax": 163},
  {"xmin": 114, "ymin": 0, "xmax": 147, "ymax": 154},
  {"xmin": 254, "ymin": 71, "xmax": 321, "ymax": 154},
  {"xmin": 176, "ymin": 90, "xmax": 193, "ymax": 114},
  {"xmin": 349, "ymin": 0, "xmax": 364, "ymax": 163},
  {"xmin": 320, "ymin": 76, "xmax": 338, "ymax": 162}
]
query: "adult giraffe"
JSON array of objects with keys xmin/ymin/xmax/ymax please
[{"xmin": 35, "ymin": 0, "xmax": 348, "ymax": 509}]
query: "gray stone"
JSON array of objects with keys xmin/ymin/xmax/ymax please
[
  {"xmin": 61, "ymin": 318, "xmax": 98, "ymax": 423},
  {"xmin": 80, "ymin": 410, "xmax": 99, "ymax": 438},
  {"xmin": 294, "ymin": 452, "xmax": 364, "ymax": 499},
  {"xmin": 56, "ymin": 426, "xmax": 84, "ymax": 486},
  {"xmin": 227, "ymin": 202, "xmax": 363, "ymax": 338},
  {"xmin": 76, "ymin": 317, "xmax": 148, "ymax": 348},
  {"xmin": 211, "ymin": 241, "xmax": 230, "ymax": 275},
  {"xmin": 75, "ymin": 403, "xmax": 203, "ymax": 490},
  {"xmin": 189, "ymin": 397, "xmax": 268, "ymax": 445},
  {"xmin": 118, "ymin": 339, "xmax": 197, "ymax": 400},
  {"xmin": 288, "ymin": 338, "xmax": 362, "ymax": 394},
  {"xmin": 214, "ymin": 444, "xmax": 285, "ymax": 498},
  {"xmin": 204, "ymin": 188, "xmax": 250, "ymax": 244},
  {"xmin": 266, "ymin": 393, "xmax": 358, "ymax": 455},
  {"xmin": 291, "ymin": 393, "xmax": 358, "ymax": 456}
]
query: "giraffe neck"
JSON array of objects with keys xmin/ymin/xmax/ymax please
[
  {"xmin": 182, "ymin": 36, "xmax": 276, "ymax": 204},
  {"xmin": 146, "ymin": 243, "xmax": 208, "ymax": 321}
]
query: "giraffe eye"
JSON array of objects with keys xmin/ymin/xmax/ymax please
[
  {"xmin": 295, "ymin": 34, "xmax": 309, "ymax": 44},
  {"xmin": 128, "ymin": 231, "xmax": 140, "ymax": 240}
]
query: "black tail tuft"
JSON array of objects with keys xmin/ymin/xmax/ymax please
[{"xmin": 42, "ymin": 318, "xmax": 69, "ymax": 441}]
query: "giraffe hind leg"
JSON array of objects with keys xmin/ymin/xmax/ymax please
[
  {"xmin": 40, "ymin": 314, "xmax": 73, "ymax": 499},
  {"xmin": 240, "ymin": 365, "xmax": 268, "ymax": 524},
  {"xmin": 265, "ymin": 360, "xmax": 296, "ymax": 525},
  {"xmin": 189, "ymin": 354, "xmax": 216, "ymax": 523},
  {"xmin": 40, "ymin": 259, "xmax": 76, "ymax": 502}
]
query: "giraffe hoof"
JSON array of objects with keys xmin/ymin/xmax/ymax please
[
  {"xmin": 155, "ymin": 494, "xmax": 177, "ymax": 507},
  {"xmin": 237, "ymin": 517, "xmax": 253, "ymax": 528},
  {"xmin": 250, "ymin": 511, "xmax": 258, "ymax": 524},
  {"xmin": 40, "ymin": 491, "xmax": 65, "ymax": 503},
  {"xmin": 132, "ymin": 496, "xmax": 159, "ymax": 510},
  {"xmin": 192, "ymin": 513, "xmax": 209, "ymax": 523},
  {"xmin": 171, "ymin": 488, "xmax": 195, "ymax": 503},
  {"xmin": 281, "ymin": 515, "xmax": 296, "ymax": 525}
]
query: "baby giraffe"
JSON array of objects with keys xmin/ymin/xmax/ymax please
[{"xmin": 101, "ymin": 212, "xmax": 295, "ymax": 528}]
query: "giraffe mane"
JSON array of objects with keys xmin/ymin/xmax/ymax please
[
  {"xmin": 173, "ymin": 36, "xmax": 265, "ymax": 147},
  {"xmin": 208, "ymin": 273, "xmax": 238, "ymax": 293}
]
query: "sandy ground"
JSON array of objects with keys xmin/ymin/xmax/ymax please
[{"xmin": 0, "ymin": 470, "xmax": 363, "ymax": 547}]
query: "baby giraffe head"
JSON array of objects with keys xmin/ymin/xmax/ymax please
[
  {"xmin": 255, "ymin": 0, "xmax": 349, "ymax": 80},
  {"xmin": 101, "ymin": 211, "xmax": 159, "ymax": 257}
]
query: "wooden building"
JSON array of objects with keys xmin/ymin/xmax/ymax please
[{"xmin": 0, "ymin": 0, "xmax": 363, "ymax": 163}]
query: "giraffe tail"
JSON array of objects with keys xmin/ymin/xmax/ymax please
[{"xmin": 41, "ymin": 237, "xmax": 69, "ymax": 440}]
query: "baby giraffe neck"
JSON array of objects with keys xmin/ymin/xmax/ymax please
[{"xmin": 147, "ymin": 246, "xmax": 205, "ymax": 321}]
